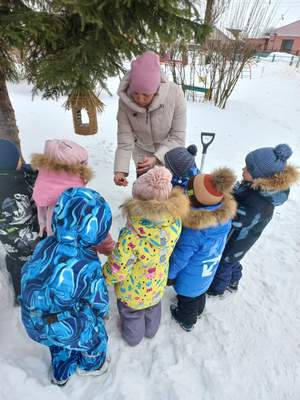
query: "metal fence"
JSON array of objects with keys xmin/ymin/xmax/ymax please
[{"xmin": 255, "ymin": 52, "xmax": 300, "ymax": 67}]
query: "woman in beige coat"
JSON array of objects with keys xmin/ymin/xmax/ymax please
[{"xmin": 114, "ymin": 51, "xmax": 186, "ymax": 186}]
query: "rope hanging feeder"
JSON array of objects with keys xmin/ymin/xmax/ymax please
[{"xmin": 65, "ymin": 90, "xmax": 104, "ymax": 136}]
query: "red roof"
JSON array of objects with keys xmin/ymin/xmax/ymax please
[{"xmin": 271, "ymin": 20, "xmax": 300, "ymax": 37}]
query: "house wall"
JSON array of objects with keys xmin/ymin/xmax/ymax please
[{"xmin": 267, "ymin": 35, "xmax": 300, "ymax": 54}]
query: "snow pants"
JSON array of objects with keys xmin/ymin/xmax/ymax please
[
  {"xmin": 209, "ymin": 260, "xmax": 243, "ymax": 294},
  {"xmin": 117, "ymin": 300, "xmax": 161, "ymax": 346},
  {"xmin": 176, "ymin": 293, "xmax": 206, "ymax": 326},
  {"xmin": 50, "ymin": 345, "xmax": 106, "ymax": 382},
  {"xmin": 6, "ymin": 256, "xmax": 23, "ymax": 299},
  {"xmin": 22, "ymin": 306, "xmax": 108, "ymax": 383}
]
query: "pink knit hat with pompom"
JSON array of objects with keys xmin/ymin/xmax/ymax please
[
  {"xmin": 129, "ymin": 51, "xmax": 161, "ymax": 95},
  {"xmin": 132, "ymin": 166, "xmax": 172, "ymax": 201},
  {"xmin": 44, "ymin": 139, "xmax": 88, "ymax": 165}
]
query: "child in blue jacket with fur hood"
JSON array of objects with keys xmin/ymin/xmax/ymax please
[
  {"xmin": 20, "ymin": 188, "xmax": 112, "ymax": 386},
  {"xmin": 167, "ymin": 166, "xmax": 237, "ymax": 331},
  {"xmin": 207, "ymin": 144, "xmax": 299, "ymax": 296}
]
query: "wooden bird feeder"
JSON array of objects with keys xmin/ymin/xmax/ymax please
[{"xmin": 65, "ymin": 90, "xmax": 104, "ymax": 136}]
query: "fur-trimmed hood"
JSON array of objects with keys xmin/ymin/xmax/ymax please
[
  {"xmin": 250, "ymin": 164, "xmax": 299, "ymax": 192},
  {"xmin": 122, "ymin": 187, "xmax": 189, "ymax": 223},
  {"xmin": 31, "ymin": 154, "xmax": 93, "ymax": 183},
  {"xmin": 183, "ymin": 193, "xmax": 237, "ymax": 230}
]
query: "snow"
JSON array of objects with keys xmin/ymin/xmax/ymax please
[
  {"xmin": 1, "ymin": 61, "xmax": 300, "ymax": 400},
  {"xmin": 264, "ymin": 51, "xmax": 299, "ymax": 63}
]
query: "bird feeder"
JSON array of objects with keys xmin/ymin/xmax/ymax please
[{"xmin": 65, "ymin": 90, "xmax": 104, "ymax": 136}]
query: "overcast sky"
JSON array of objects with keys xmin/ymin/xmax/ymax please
[{"xmin": 274, "ymin": 1, "xmax": 300, "ymax": 27}]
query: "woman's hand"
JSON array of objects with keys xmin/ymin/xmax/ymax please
[
  {"xmin": 136, "ymin": 156, "xmax": 157, "ymax": 176},
  {"xmin": 114, "ymin": 172, "xmax": 128, "ymax": 186}
]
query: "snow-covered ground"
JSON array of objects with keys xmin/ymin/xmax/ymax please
[
  {"xmin": 1, "ymin": 61, "xmax": 300, "ymax": 400},
  {"xmin": 264, "ymin": 51, "xmax": 299, "ymax": 63}
]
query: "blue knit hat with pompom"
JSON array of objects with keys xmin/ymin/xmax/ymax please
[{"xmin": 245, "ymin": 144, "xmax": 292, "ymax": 179}]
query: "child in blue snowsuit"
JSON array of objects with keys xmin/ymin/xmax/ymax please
[
  {"xmin": 167, "ymin": 167, "xmax": 237, "ymax": 331},
  {"xmin": 164, "ymin": 144, "xmax": 199, "ymax": 189},
  {"xmin": 20, "ymin": 187, "xmax": 112, "ymax": 386},
  {"xmin": 207, "ymin": 144, "xmax": 299, "ymax": 296}
]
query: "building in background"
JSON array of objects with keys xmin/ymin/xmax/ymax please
[{"xmin": 248, "ymin": 20, "xmax": 300, "ymax": 55}]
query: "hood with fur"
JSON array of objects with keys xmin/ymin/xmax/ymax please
[
  {"xmin": 251, "ymin": 164, "xmax": 299, "ymax": 192},
  {"xmin": 122, "ymin": 187, "xmax": 189, "ymax": 223},
  {"xmin": 183, "ymin": 193, "xmax": 237, "ymax": 230},
  {"xmin": 31, "ymin": 154, "xmax": 93, "ymax": 183}
]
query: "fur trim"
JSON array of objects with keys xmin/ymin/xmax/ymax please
[
  {"xmin": 211, "ymin": 167, "xmax": 236, "ymax": 193},
  {"xmin": 183, "ymin": 193, "xmax": 237, "ymax": 229},
  {"xmin": 122, "ymin": 187, "xmax": 189, "ymax": 221},
  {"xmin": 251, "ymin": 164, "xmax": 299, "ymax": 192},
  {"xmin": 31, "ymin": 154, "xmax": 93, "ymax": 182}
]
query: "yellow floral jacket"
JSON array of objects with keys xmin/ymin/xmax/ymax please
[{"xmin": 103, "ymin": 189, "xmax": 189, "ymax": 310}]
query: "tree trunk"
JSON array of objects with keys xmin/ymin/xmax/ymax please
[
  {"xmin": 0, "ymin": 79, "xmax": 22, "ymax": 154},
  {"xmin": 204, "ymin": 0, "xmax": 214, "ymax": 25}
]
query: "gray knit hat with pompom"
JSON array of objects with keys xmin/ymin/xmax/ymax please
[
  {"xmin": 245, "ymin": 144, "xmax": 292, "ymax": 179},
  {"xmin": 164, "ymin": 144, "xmax": 198, "ymax": 177}
]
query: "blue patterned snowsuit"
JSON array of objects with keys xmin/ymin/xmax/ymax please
[{"xmin": 20, "ymin": 188, "xmax": 112, "ymax": 383}]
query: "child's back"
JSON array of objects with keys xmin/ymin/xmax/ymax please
[
  {"xmin": 168, "ymin": 168, "xmax": 236, "ymax": 331},
  {"xmin": 21, "ymin": 187, "xmax": 112, "ymax": 385},
  {"xmin": 31, "ymin": 139, "xmax": 92, "ymax": 236},
  {"xmin": 170, "ymin": 193, "xmax": 236, "ymax": 297},
  {"xmin": 104, "ymin": 187, "xmax": 189, "ymax": 310},
  {"xmin": 104, "ymin": 167, "xmax": 189, "ymax": 346}
]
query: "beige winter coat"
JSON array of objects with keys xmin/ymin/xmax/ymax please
[{"xmin": 114, "ymin": 71, "xmax": 186, "ymax": 174}]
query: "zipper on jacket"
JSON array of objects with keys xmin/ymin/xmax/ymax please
[{"xmin": 146, "ymin": 108, "xmax": 149, "ymax": 124}]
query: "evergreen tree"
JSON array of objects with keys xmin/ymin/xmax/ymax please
[{"xmin": 0, "ymin": 0, "xmax": 211, "ymax": 144}]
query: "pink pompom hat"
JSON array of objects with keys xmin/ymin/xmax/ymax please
[{"xmin": 132, "ymin": 166, "xmax": 172, "ymax": 201}]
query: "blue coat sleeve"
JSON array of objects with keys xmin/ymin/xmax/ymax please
[
  {"xmin": 168, "ymin": 230, "xmax": 198, "ymax": 279},
  {"xmin": 81, "ymin": 261, "xmax": 109, "ymax": 318}
]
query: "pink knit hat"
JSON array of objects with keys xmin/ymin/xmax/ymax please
[
  {"xmin": 132, "ymin": 166, "xmax": 172, "ymax": 201},
  {"xmin": 44, "ymin": 139, "xmax": 88, "ymax": 165},
  {"xmin": 128, "ymin": 51, "xmax": 161, "ymax": 95}
]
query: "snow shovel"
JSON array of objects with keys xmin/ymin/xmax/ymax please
[{"xmin": 199, "ymin": 132, "xmax": 215, "ymax": 172}]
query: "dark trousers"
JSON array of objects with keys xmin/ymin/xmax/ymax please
[
  {"xmin": 176, "ymin": 293, "xmax": 206, "ymax": 326},
  {"xmin": 209, "ymin": 260, "xmax": 243, "ymax": 294},
  {"xmin": 6, "ymin": 256, "xmax": 23, "ymax": 298}
]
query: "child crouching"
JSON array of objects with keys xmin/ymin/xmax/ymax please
[
  {"xmin": 168, "ymin": 168, "xmax": 237, "ymax": 331},
  {"xmin": 20, "ymin": 188, "xmax": 112, "ymax": 386},
  {"xmin": 103, "ymin": 166, "xmax": 189, "ymax": 346}
]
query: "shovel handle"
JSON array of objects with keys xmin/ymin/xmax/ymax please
[{"xmin": 201, "ymin": 132, "xmax": 215, "ymax": 154}]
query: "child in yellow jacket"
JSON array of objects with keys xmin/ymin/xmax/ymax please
[{"xmin": 103, "ymin": 166, "xmax": 189, "ymax": 346}]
